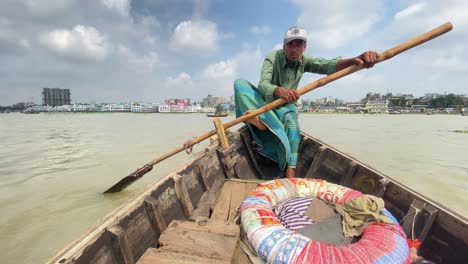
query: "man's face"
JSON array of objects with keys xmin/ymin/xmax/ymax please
[{"xmin": 284, "ymin": 39, "xmax": 306, "ymax": 62}]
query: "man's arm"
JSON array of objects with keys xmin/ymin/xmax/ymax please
[
  {"xmin": 258, "ymin": 58, "xmax": 278, "ymax": 102},
  {"xmin": 336, "ymin": 51, "xmax": 379, "ymax": 71},
  {"xmin": 258, "ymin": 58, "xmax": 299, "ymax": 103}
]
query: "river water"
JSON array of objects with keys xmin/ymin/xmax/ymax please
[{"xmin": 0, "ymin": 112, "xmax": 467, "ymax": 263}]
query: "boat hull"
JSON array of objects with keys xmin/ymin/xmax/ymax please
[{"xmin": 47, "ymin": 126, "xmax": 468, "ymax": 264}]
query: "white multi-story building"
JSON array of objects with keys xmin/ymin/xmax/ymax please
[
  {"xmin": 170, "ymin": 105, "xmax": 185, "ymax": 112},
  {"xmin": 366, "ymin": 100, "xmax": 389, "ymax": 113},
  {"xmin": 158, "ymin": 105, "xmax": 171, "ymax": 113},
  {"xmin": 72, "ymin": 104, "xmax": 96, "ymax": 112},
  {"xmin": 49, "ymin": 105, "xmax": 72, "ymax": 112},
  {"xmin": 101, "ymin": 104, "xmax": 131, "ymax": 112},
  {"xmin": 131, "ymin": 103, "xmax": 142, "ymax": 112},
  {"xmin": 184, "ymin": 106, "xmax": 198, "ymax": 113}
]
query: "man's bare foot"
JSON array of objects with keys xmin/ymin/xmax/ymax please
[
  {"xmin": 286, "ymin": 167, "xmax": 295, "ymax": 179},
  {"xmin": 244, "ymin": 110, "xmax": 267, "ymax": 131}
]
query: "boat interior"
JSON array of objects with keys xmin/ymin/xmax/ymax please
[{"xmin": 48, "ymin": 126, "xmax": 468, "ymax": 264}]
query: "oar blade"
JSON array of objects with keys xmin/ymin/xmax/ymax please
[{"xmin": 104, "ymin": 165, "xmax": 153, "ymax": 194}]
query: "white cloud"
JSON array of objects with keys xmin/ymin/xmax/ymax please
[
  {"xmin": 170, "ymin": 20, "xmax": 219, "ymax": 54},
  {"xmin": 395, "ymin": 3, "xmax": 426, "ymax": 19},
  {"xmin": 117, "ymin": 44, "xmax": 160, "ymax": 72},
  {"xmin": 197, "ymin": 47, "xmax": 263, "ymax": 95},
  {"xmin": 24, "ymin": 0, "xmax": 74, "ymax": 16},
  {"xmin": 163, "ymin": 72, "xmax": 195, "ymax": 98},
  {"xmin": 19, "ymin": 39, "xmax": 30, "ymax": 48},
  {"xmin": 136, "ymin": 15, "xmax": 160, "ymax": 30},
  {"xmin": 249, "ymin": 25, "xmax": 272, "ymax": 36},
  {"xmin": 39, "ymin": 25, "xmax": 109, "ymax": 61},
  {"xmin": 407, "ymin": 45, "xmax": 465, "ymax": 72},
  {"xmin": 202, "ymin": 59, "xmax": 236, "ymax": 79},
  {"xmin": 101, "ymin": 0, "xmax": 130, "ymax": 17},
  {"xmin": 390, "ymin": 1, "xmax": 468, "ymax": 36},
  {"xmin": 165, "ymin": 72, "xmax": 194, "ymax": 88},
  {"xmin": 292, "ymin": 0, "xmax": 383, "ymax": 49}
]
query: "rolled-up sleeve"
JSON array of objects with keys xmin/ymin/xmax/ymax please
[
  {"xmin": 258, "ymin": 57, "xmax": 278, "ymax": 102},
  {"xmin": 304, "ymin": 56, "xmax": 341, "ymax": 75}
]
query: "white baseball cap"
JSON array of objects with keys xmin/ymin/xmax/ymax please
[{"xmin": 284, "ymin": 26, "xmax": 307, "ymax": 44}]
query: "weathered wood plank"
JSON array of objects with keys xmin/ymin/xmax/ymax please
[
  {"xmin": 214, "ymin": 118, "xmax": 236, "ymax": 178},
  {"xmin": 173, "ymin": 174, "xmax": 194, "ymax": 216},
  {"xmin": 167, "ymin": 220, "xmax": 239, "ymax": 237},
  {"xmin": 231, "ymin": 241, "xmax": 251, "ymax": 264},
  {"xmin": 107, "ymin": 225, "xmax": 135, "ymax": 264},
  {"xmin": 138, "ymin": 248, "xmax": 229, "ymax": 264},
  {"xmin": 228, "ymin": 182, "xmax": 246, "ymax": 222},
  {"xmin": 305, "ymin": 145, "xmax": 328, "ymax": 178},
  {"xmin": 194, "ymin": 164, "xmax": 210, "ymax": 191},
  {"xmin": 144, "ymin": 196, "xmax": 166, "ymax": 234},
  {"xmin": 158, "ymin": 220, "xmax": 239, "ymax": 262},
  {"xmin": 240, "ymin": 130, "xmax": 266, "ymax": 179},
  {"xmin": 119, "ymin": 206, "xmax": 157, "ymax": 260},
  {"xmin": 211, "ymin": 181, "xmax": 233, "ymax": 221}
]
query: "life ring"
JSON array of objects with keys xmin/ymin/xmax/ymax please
[{"xmin": 240, "ymin": 178, "xmax": 410, "ymax": 264}]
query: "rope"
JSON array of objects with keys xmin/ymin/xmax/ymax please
[
  {"xmin": 183, "ymin": 137, "xmax": 197, "ymax": 154},
  {"xmin": 408, "ymin": 205, "xmax": 422, "ymax": 262},
  {"xmin": 411, "ymin": 206, "xmax": 421, "ymax": 240}
]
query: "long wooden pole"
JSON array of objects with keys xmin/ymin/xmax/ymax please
[{"xmin": 104, "ymin": 22, "xmax": 453, "ymax": 193}]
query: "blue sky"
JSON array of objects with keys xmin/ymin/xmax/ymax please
[{"xmin": 0, "ymin": 0, "xmax": 466, "ymax": 105}]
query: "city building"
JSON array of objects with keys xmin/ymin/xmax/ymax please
[
  {"xmin": 101, "ymin": 103, "xmax": 131, "ymax": 112},
  {"xmin": 363, "ymin": 93, "xmax": 381, "ymax": 103},
  {"xmin": 72, "ymin": 104, "xmax": 96, "ymax": 112},
  {"xmin": 158, "ymin": 105, "xmax": 171, "ymax": 113},
  {"xmin": 42, "ymin": 88, "xmax": 71, "ymax": 106},
  {"xmin": 131, "ymin": 102, "xmax": 156, "ymax": 113},
  {"xmin": 165, "ymin": 99, "xmax": 191, "ymax": 106},
  {"xmin": 346, "ymin": 103, "xmax": 365, "ymax": 112},
  {"xmin": 202, "ymin": 95, "xmax": 227, "ymax": 107},
  {"xmin": 366, "ymin": 100, "xmax": 389, "ymax": 113}
]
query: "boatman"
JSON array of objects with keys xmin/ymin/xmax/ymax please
[{"xmin": 234, "ymin": 26, "xmax": 378, "ymax": 178}]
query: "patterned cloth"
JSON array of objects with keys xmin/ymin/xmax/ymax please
[
  {"xmin": 234, "ymin": 79, "xmax": 300, "ymax": 169},
  {"xmin": 240, "ymin": 178, "xmax": 411, "ymax": 264},
  {"xmin": 274, "ymin": 197, "xmax": 315, "ymax": 231}
]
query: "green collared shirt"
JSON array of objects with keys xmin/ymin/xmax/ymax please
[{"xmin": 258, "ymin": 49, "xmax": 340, "ymax": 102}]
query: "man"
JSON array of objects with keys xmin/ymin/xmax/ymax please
[{"xmin": 234, "ymin": 26, "xmax": 378, "ymax": 178}]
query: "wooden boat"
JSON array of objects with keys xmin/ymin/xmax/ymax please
[
  {"xmin": 47, "ymin": 125, "xmax": 468, "ymax": 264},
  {"xmin": 206, "ymin": 112, "xmax": 229, "ymax": 117},
  {"xmin": 48, "ymin": 23, "xmax": 464, "ymax": 264}
]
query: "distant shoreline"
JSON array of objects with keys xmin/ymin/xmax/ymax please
[{"xmin": 2, "ymin": 111, "xmax": 464, "ymax": 116}]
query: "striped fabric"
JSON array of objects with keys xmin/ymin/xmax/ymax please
[
  {"xmin": 274, "ymin": 197, "xmax": 314, "ymax": 231},
  {"xmin": 234, "ymin": 79, "xmax": 300, "ymax": 169}
]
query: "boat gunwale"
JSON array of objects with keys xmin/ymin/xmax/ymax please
[
  {"xmin": 47, "ymin": 142, "xmax": 220, "ymax": 264},
  {"xmin": 300, "ymin": 130, "xmax": 467, "ymax": 224}
]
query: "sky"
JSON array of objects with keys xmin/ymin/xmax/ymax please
[{"xmin": 0, "ymin": 0, "xmax": 467, "ymax": 105}]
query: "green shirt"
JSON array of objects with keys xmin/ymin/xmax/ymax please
[{"xmin": 258, "ymin": 49, "xmax": 340, "ymax": 102}]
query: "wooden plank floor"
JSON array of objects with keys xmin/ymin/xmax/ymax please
[
  {"xmin": 137, "ymin": 179, "xmax": 262, "ymax": 264},
  {"xmin": 211, "ymin": 179, "xmax": 260, "ymax": 223},
  {"xmin": 211, "ymin": 179, "xmax": 261, "ymax": 264}
]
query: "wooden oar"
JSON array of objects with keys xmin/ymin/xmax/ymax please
[{"xmin": 104, "ymin": 22, "xmax": 453, "ymax": 193}]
